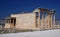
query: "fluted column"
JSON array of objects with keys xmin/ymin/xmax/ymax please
[
  {"xmin": 53, "ymin": 14, "xmax": 55, "ymax": 28},
  {"xmin": 45, "ymin": 14, "xmax": 47, "ymax": 29},
  {"xmin": 48, "ymin": 14, "xmax": 50, "ymax": 29},
  {"xmin": 47, "ymin": 13, "xmax": 50, "ymax": 29},
  {"xmin": 38, "ymin": 12, "xmax": 40, "ymax": 28},
  {"xmin": 42, "ymin": 12, "xmax": 45, "ymax": 29},
  {"xmin": 10, "ymin": 18, "xmax": 14, "ymax": 28},
  {"xmin": 50, "ymin": 13, "xmax": 53, "ymax": 29},
  {"xmin": 37, "ymin": 8, "xmax": 41, "ymax": 29},
  {"xmin": 10, "ymin": 19, "xmax": 11, "ymax": 28},
  {"xmin": 51, "ymin": 10, "xmax": 55, "ymax": 29},
  {"xmin": 48, "ymin": 12, "xmax": 52, "ymax": 29},
  {"xmin": 33, "ymin": 8, "xmax": 41, "ymax": 29}
]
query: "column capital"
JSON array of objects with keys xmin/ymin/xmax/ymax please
[
  {"xmin": 38, "ymin": 8, "xmax": 46, "ymax": 12},
  {"xmin": 47, "ymin": 12, "xmax": 53, "ymax": 15}
]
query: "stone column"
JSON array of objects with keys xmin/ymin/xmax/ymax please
[
  {"xmin": 10, "ymin": 19, "xmax": 11, "ymax": 27},
  {"xmin": 48, "ymin": 14, "xmax": 50, "ymax": 29},
  {"xmin": 48, "ymin": 13, "xmax": 52, "ymax": 29},
  {"xmin": 46, "ymin": 14, "xmax": 49, "ymax": 29},
  {"xmin": 50, "ymin": 13, "xmax": 53, "ymax": 29},
  {"xmin": 47, "ymin": 13, "xmax": 51, "ymax": 29},
  {"xmin": 45, "ymin": 14, "xmax": 47, "ymax": 29},
  {"xmin": 10, "ymin": 18, "xmax": 14, "ymax": 28},
  {"xmin": 33, "ymin": 9, "xmax": 41, "ymax": 29},
  {"xmin": 38, "ymin": 12, "xmax": 40, "ymax": 29},
  {"xmin": 53, "ymin": 14, "xmax": 55, "ymax": 28},
  {"xmin": 37, "ymin": 8, "xmax": 41, "ymax": 29},
  {"xmin": 42, "ymin": 12, "xmax": 45, "ymax": 29}
]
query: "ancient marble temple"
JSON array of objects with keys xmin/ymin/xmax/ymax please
[{"xmin": 4, "ymin": 8, "xmax": 56, "ymax": 30}]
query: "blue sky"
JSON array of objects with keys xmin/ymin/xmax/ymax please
[{"xmin": 0, "ymin": 0, "xmax": 60, "ymax": 19}]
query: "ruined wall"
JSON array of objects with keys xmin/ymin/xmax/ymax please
[
  {"xmin": 4, "ymin": 23, "xmax": 10, "ymax": 28},
  {"xmin": 16, "ymin": 13, "xmax": 36, "ymax": 29},
  {"xmin": 11, "ymin": 13, "xmax": 37, "ymax": 29}
]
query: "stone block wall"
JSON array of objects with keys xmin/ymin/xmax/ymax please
[{"xmin": 10, "ymin": 13, "xmax": 38, "ymax": 29}]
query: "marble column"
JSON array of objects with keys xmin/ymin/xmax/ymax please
[
  {"xmin": 38, "ymin": 12, "xmax": 40, "ymax": 28},
  {"xmin": 47, "ymin": 13, "xmax": 51, "ymax": 29},
  {"xmin": 50, "ymin": 13, "xmax": 53, "ymax": 29},
  {"xmin": 53, "ymin": 14, "xmax": 55, "ymax": 28},
  {"xmin": 42, "ymin": 12, "xmax": 45, "ymax": 29},
  {"xmin": 48, "ymin": 13, "xmax": 53, "ymax": 29},
  {"xmin": 45, "ymin": 14, "xmax": 47, "ymax": 29}
]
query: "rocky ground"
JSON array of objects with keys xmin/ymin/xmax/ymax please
[
  {"xmin": 0, "ymin": 27, "xmax": 60, "ymax": 34},
  {"xmin": 0, "ymin": 29, "xmax": 60, "ymax": 37},
  {"xmin": 0, "ymin": 28, "xmax": 34, "ymax": 34}
]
